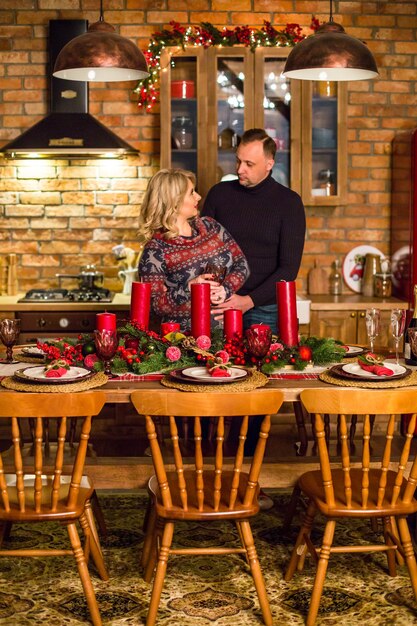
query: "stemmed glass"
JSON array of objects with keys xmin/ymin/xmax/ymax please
[
  {"xmin": 0, "ymin": 318, "xmax": 21, "ymax": 364},
  {"xmin": 204, "ymin": 263, "xmax": 226, "ymax": 284},
  {"xmin": 365, "ymin": 308, "xmax": 380, "ymax": 353},
  {"xmin": 390, "ymin": 308, "xmax": 406, "ymax": 365},
  {"xmin": 94, "ymin": 329, "xmax": 118, "ymax": 376},
  {"xmin": 245, "ymin": 325, "xmax": 272, "ymax": 370}
]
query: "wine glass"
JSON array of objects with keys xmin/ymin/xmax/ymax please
[
  {"xmin": 0, "ymin": 318, "xmax": 21, "ymax": 364},
  {"xmin": 94, "ymin": 329, "xmax": 118, "ymax": 376},
  {"xmin": 365, "ymin": 308, "xmax": 380, "ymax": 353},
  {"xmin": 390, "ymin": 308, "xmax": 406, "ymax": 365},
  {"xmin": 245, "ymin": 325, "xmax": 272, "ymax": 370},
  {"xmin": 204, "ymin": 263, "xmax": 226, "ymax": 284}
]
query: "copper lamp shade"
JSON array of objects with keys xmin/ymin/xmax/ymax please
[
  {"xmin": 53, "ymin": 18, "xmax": 149, "ymax": 82},
  {"xmin": 283, "ymin": 21, "xmax": 378, "ymax": 82}
]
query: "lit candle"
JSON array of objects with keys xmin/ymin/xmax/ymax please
[
  {"xmin": 96, "ymin": 312, "xmax": 117, "ymax": 332},
  {"xmin": 161, "ymin": 322, "xmax": 180, "ymax": 336},
  {"xmin": 130, "ymin": 281, "xmax": 151, "ymax": 329},
  {"xmin": 276, "ymin": 281, "xmax": 298, "ymax": 346},
  {"xmin": 223, "ymin": 309, "xmax": 243, "ymax": 340},
  {"xmin": 191, "ymin": 283, "xmax": 211, "ymax": 338}
]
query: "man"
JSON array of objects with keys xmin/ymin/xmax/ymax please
[{"xmin": 202, "ymin": 128, "xmax": 306, "ymax": 332}]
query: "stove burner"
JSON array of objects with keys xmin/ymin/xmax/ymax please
[{"xmin": 18, "ymin": 288, "xmax": 114, "ymax": 303}]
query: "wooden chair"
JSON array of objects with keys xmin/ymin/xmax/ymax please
[
  {"xmin": 284, "ymin": 388, "xmax": 417, "ymax": 626},
  {"xmin": 130, "ymin": 389, "xmax": 284, "ymax": 626},
  {"xmin": 0, "ymin": 391, "xmax": 109, "ymax": 626}
]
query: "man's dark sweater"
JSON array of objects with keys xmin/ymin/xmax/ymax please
[{"xmin": 202, "ymin": 174, "xmax": 306, "ymax": 306}]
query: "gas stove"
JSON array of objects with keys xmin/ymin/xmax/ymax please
[{"xmin": 18, "ymin": 288, "xmax": 114, "ymax": 303}]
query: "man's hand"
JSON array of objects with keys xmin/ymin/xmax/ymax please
[{"xmin": 211, "ymin": 294, "xmax": 254, "ymax": 320}]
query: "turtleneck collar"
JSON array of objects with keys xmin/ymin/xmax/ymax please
[{"xmin": 236, "ymin": 172, "xmax": 273, "ymax": 193}]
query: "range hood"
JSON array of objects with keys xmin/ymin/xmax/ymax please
[{"xmin": 0, "ymin": 20, "xmax": 138, "ymax": 160}]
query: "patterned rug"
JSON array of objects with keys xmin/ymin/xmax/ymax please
[{"xmin": 1, "ymin": 491, "xmax": 417, "ymax": 625}]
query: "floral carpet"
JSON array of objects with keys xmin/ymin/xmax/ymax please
[{"xmin": 1, "ymin": 491, "xmax": 417, "ymax": 625}]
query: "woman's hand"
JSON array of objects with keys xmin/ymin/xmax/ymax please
[
  {"xmin": 210, "ymin": 285, "xmax": 226, "ymax": 305},
  {"xmin": 188, "ymin": 274, "xmax": 219, "ymax": 288}
]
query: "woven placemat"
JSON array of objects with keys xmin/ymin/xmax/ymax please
[
  {"xmin": 319, "ymin": 369, "xmax": 417, "ymax": 389},
  {"xmin": 0, "ymin": 371, "xmax": 108, "ymax": 393},
  {"xmin": 161, "ymin": 369, "xmax": 269, "ymax": 392}
]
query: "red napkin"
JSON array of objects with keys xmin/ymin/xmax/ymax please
[
  {"xmin": 45, "ymin": 367, "xmax": 68, "ymax": 378},
  {"xmin": 359, "ymin": 363, "xmax": 394, "ymax": 377},
  {"xmin": 211, "ymin": 368, "xmax": 231, "ymax": 377}
]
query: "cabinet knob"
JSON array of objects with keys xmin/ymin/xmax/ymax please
[
  {"xmin": 359, "ymin": 312, "xmax": 365, "ymax": 318},
  {"xmin": 350, "ymin": 312, "xmax": 356, "ymax": 318}
]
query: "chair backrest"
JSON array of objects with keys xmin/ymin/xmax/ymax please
[
  {"xmin": 0, "ymin": 391, "xmax": 106, "ymax": 515},
  {"xmin": 300, "ymin": 388, "xmax": 417, "ymax": 509},
  {"xmin": 130, "ymin": 390, "xmax": 284, "ymax": 512}
]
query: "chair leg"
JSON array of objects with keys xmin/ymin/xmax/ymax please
[
  {"xmin": 91, "ymin": 490, "xmax": 107, "ymax": 539},
  {"xmin": 84, "ymin": 500, "xmax": 104, "ymax": 561},
  {"xmin": 67, "ymin": 522, "xmax": 103, "ymax": 626},
  {"xmin": 79, "ymin": 512, "xmax": 109, "ymax": 581},
  {"xmin": 144, "ymin": 516, "xmax": 163, "ymax": 583},
  {"xmin": 389, "ymin": 516, "xmax": 405, "ymax": 566},
  {"xmin": 306, "ymin": 519, "xmax": 336, "ymax": 626},
  {"xmin": 146, "ymin": 521, "xmax": 174, "ymax": 626},
  {"xmin": 382, "ymin": 516, "xmax": 397, "ymax": 577},
  {"xmin": 142, "ymin": 500, "xmax": 157, "ymax": 570},
  {"xmin": 282, "ymin": 483, "xmax": 301, "ymax": 531},
  {"xmin": 239, "ymin": 520, "xmax": 272, "ymax": 626},
  {"xmin": 235, "ymin": 521, "xmax": 249, "ymax": 564},
  {"xmin": 284, "ymin": 501, "xmax": 316, "ymax": 581},
  {"xmin": 397, "ymin": 516, "xmax": 417, "ymax": 602}
]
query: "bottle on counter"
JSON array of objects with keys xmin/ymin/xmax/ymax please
[
  {"xmin": 404, "ymin": 284, "xmax": 417, "ymax": 366},
  {"xmin": 329, "ymin": 259, "xmax": 342, "ymax": 295}
]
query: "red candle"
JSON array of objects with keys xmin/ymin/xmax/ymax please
[
  {"xmin": 160, "ymin": 322, "xmax": 180, "ymax": 336},
  {"xmin": 191, "ymin": 283, "xmax": 211, "ymax": 338},
  {"xmin": 96, "ymin": 312, "xmax": 117, "ymax": 332},
  {"xmin": 276, "ymin": 281, "xmax": 298, "ymax": 346},
  {"xmin": 223, "ymin": 309, "xmax": 243, "ymax": 340},
  {"xmin": 130, "ymin": 281, "xmax": 151, "ymax": 329}
]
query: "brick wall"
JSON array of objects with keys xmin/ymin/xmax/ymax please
[{"xmin": 0, "ymin": 1, "xmax": 416, "ymax": 294}]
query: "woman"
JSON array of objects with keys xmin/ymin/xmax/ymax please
[{"xmin": 138, "ymin": 169, "xmax": 249, "ymax": 330}]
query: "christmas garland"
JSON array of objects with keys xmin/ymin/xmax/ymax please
[
  {"xmin": 134, "ymin": 18, "xmax": 319, "ymax": 111},
  {"xmin": 38, "ymin": 323, "xmax": 346, "ymax": 376}
]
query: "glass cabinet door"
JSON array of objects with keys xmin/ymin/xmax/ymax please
[
  {"xmin": 302, "ymin": 81, "xmax": 347, "ymax": 205},
  {"xmin": 160, "ymin": 48, "xmax": 208, "ymax": 195},
  {"xmin": 207, "ymin": 48, "xmax": 254, "ymax": 187},
  {"xmin": 254, "ymin": 49, "xmax": 301, "ymax": 195}
]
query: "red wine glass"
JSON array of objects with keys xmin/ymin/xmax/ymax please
[
  {"xmin": 245, "ymin": 325, "xmax": 272, "ymax": 370},
  {"xmin": 0, "ymin": 318, "xmax": 21, "ymax": 364},
  {"xmin": 94, "ymin": 329, "xmax": 118, "ymax": 376},
  {"xmin": 204, "ymin": 263, "xmax": 227, "ymax": 284}
]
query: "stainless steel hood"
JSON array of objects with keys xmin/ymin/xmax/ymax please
[{"xmin": 0, "ymin": 20, "xmax": 138, "ymax": 160}]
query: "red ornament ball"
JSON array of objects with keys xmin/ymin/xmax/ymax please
[{"xmin": 298, "ymin": 346, "xmax": 313, "ymax": 361}]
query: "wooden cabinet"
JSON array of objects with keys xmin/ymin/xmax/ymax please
[
  {"xmin": 160, "ymin": 46, "xmax": 347, "ymax": 204},
  {"xmin": 308, "ymin": 296, "xmax": 408, "ymax": 350}
]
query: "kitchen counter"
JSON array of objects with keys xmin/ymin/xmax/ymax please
[{"xmin": 0, "ymin": 293, "xmax": 131, "ymax": 312}]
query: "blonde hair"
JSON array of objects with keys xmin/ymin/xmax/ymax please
[{"xmin": 138, "ymin": 169, "xmax": 196, "ymax": 241}]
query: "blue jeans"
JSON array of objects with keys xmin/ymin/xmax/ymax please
[{"xmin": 243, "ymin": 304, "xmax": 278, "ymax": 335}]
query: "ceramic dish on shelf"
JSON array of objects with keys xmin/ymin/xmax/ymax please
[
  {"xmin": 181, "ymin": 366, "xmax": 248, "ymax": 382},
  {"xmin": 20, "ymin": 346, "xmax": 46, "ymax": 358},
  {"xmin": 328, "ymin": 363, "xmax": 411, "ymax": 382},
  {"xmin": 342, "ymin": 245, "xmax": 385, "ymax": 293},
  {"xmin": 169, "ymin": 368, "xmax": 251, "ymax": 385},
  {"xmin": 13, "ymin": 366, "xmax": 93, "ymax": 385},
  {"xmin": 342, "ymin": 345, "xmax": 367, "ymax": 357}
]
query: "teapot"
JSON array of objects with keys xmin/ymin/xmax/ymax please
[{"xmin": 118, "ymin": 268, "xmax": 138, "ymax": 295}]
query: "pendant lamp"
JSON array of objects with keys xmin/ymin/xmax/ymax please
[
  {"xmin": 53, "ymin": 0, "xmax": 149, "ymax": 82},
  {"xmin": 283, "ymin": 0, "xmax": 378, "ymax": 81}
]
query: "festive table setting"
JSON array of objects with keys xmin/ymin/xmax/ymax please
[{"xmin": 0, "ymin": 280, "xmax": 416, "ymax": 396}]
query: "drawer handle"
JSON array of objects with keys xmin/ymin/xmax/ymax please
[
  {"xmin": 350, "ymin": 312, "xmax": 356, "ymax": 318},
  {"xmin": 359, "ymin": 312, "xmax": 365, "ymax": 318}
]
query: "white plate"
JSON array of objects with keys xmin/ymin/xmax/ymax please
[
  {"xmin": 19, "ymin": 365, "xmax": 91, "ymax": 382},
  {"xmin": 342, "ymin": 245, "xmax": 385, "ymax": 293},
  {"xmin": 344, "ymin": 345, "xmax": 365, "ymax": 356},
  {"xmin": 182, "ymin": 366, "xmax": 248, "ymax": 381},
  {"xmin": 341, "ymin": 362, "xmax": 405, "ymax": 379}
]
